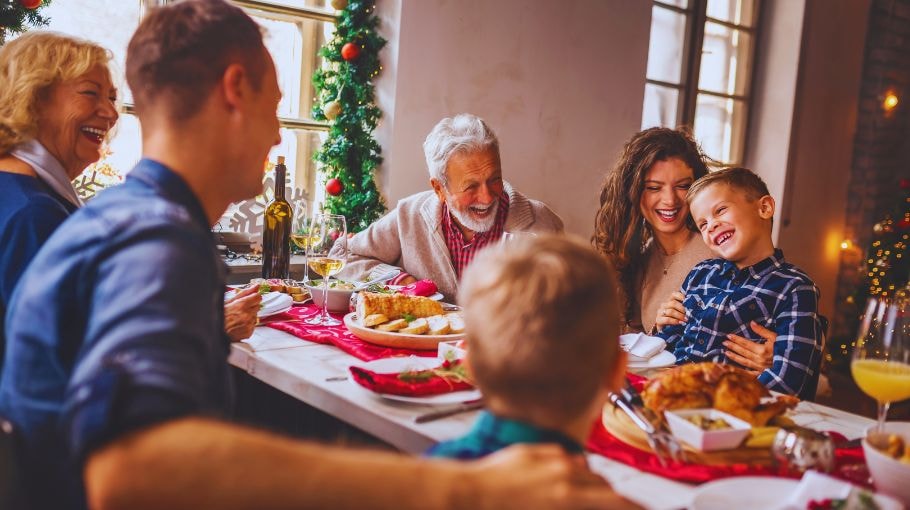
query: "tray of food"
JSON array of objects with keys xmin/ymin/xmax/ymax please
[{"xmin": 343, "ymin": 292, "xmax": 465, "ymax": 350}]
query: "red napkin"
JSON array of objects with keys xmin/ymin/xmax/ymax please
[
  {"xmin": 263, "ymin": 305, "xmax": 438, "ymax": 361},
  {"xmin": 349, "ymin": 363, "xmax": 474, "ymax": 396},
  {"xmin": 398, "ymin": 279, "xmax": 438, "ymax": 297}
]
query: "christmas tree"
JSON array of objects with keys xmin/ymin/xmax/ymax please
[
  {"xmin": 312, "ymin": 0, "xmax": 386, "ymax": 232},
  {"xmin": 0, "ymin": 0, "xmax": 50, "ymax": 44},
  {"xmin": 834, "ymin": 179, "xmax": 910, "ymax": 365}
]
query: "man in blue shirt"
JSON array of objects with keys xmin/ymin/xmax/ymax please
[
  {"xmin": 0, "ymin": 2, "xmax": 630, "ymax": 509},
  {"xmin": 658, "ymin": 167, "xmax": 824, "ymax": 400}
]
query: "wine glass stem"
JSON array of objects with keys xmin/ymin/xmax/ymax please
[
  {"xmin": 322, "ymin": 278, "xmax": 330, "ymax": 322},
  {"xmin": 876, "ymin": 401, "xmax": 891, "ymax": 434}
]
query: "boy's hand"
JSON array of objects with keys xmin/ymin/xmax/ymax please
[
  {"xmin": 655, "ymin": 291, "xmax": 686, "ymax": 329},
  {"xmin": 723, "ymin": 321, "xmax": 776, "ymax": 374}
]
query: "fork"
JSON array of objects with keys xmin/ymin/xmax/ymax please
[{"xmin": 608, "ymin": 392, "xmax": 686, "ymax": 467}]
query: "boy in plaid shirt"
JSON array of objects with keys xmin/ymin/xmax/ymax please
[{"xmin": 657, "ymin": 168, "xmax": 824, "ymax": 399}]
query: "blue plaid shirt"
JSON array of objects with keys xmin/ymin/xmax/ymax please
[
  {"xmin": 657, "ymin": 249, "xmax": 823, "ymax": 399},
  {"xmin": 426, "ymin": 411, "xmax": 584, "ymax": 459}
]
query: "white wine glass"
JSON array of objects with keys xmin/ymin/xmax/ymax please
[
  {"xmin": 851, "ymin": 297, "xmax": 910, "ymax": 434},
  {"xmin": 289, "ymin": 200, "xmax": 310, "ymax": 282},
  {"xmin": 305, "ymin": 213, "xmax": 347, "ymax": 326}
]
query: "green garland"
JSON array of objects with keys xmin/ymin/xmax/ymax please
[
  {"xmin": 312, "ymin": 0, "xmax": 386, "ymax": 233},
  {"xmin": 0, "ymin": 1, "xmax": 50, "ymax": 44}
]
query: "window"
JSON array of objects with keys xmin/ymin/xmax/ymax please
[
  {"xmin": 641, "ymin": 0, "xmax": 759, "ymax": 165},
  {"xmin": 22, "ymin": 0, "xmax": 334, "ymax": 239}
]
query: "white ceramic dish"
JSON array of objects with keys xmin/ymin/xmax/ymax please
[
  {"xmin": 343, "ymin": 312, "xmax": 465, "ymax": 350},
  {"xmin": 349, "ymin": 357, "xmax": 481, "ymax": 405},
  {"xmin": 665, "ymin": 408, "xmax": 752, "ymax": 451},
  {"xmin": 863, "ymin": 421, "xmax": 910, "ymax": 506},
  {"xmin": 304, "ymin": 280, "xmax": 357, "ymax": 313},
  {"xmin": 257, "ymin": 292, "xmax": 294, "ymax": 318},
  {"xmin": 692, "ymin": 476, "xmax": 799, "ymax": 510}
]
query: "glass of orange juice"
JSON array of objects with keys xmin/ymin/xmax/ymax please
[{"xmin": 851, "ymin": 297, "xmax": 910, "ymax": 434}]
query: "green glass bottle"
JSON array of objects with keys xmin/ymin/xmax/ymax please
[{"xmin": 261, "ymin": 156, "xmax": 292, "ymax": 279}]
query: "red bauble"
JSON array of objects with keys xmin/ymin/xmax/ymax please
[
  {"xmin": 341, "ymin": 42, "xmax": 361, "ymax": 61},
  {"xmin": 900, "ymin": 179, "xmax": 910, "ymax": 190},
  {"xmin": 19, "ymin": 0, "xmax": 42, "ymax": 8},
  {"xmin": 898, "ymin": 218, "xmax": 910, "ymax": 230},
  {"xmin": 325, "ymin": 178, "xmax": 343, "ymax": 196}
]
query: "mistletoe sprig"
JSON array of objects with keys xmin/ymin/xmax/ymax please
[
  {"xmin": 311, "ymin": 0, "xmax": 386, "ymax": 232},
  {"xmin": 0, "ymin": 0, "xmax": 50, "ymax": 43}
]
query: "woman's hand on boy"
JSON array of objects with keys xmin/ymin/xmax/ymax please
[
  {"xmin": 723, "ymin": 321, "xmax": 776, "ymax": 374},
  {"xmin": 655, "ymin": 291, "xmax": 687, "ymax": 329}
]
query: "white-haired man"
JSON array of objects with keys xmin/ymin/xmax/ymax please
[{"xmin": 337, "ymin": 113, "xmax": 563, "ymax": 301}]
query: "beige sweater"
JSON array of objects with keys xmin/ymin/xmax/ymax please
[
  {"xmin": 335, "ymin": 182, "xmax": 563, "ymax": 302},
  {"xmin": 628, "ymin": 232, "xmax": 714, "ymax": 333}
]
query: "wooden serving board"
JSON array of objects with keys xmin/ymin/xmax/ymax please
[{"xmin": 601, "ymin": 405, "xmax": 774, "ymax": 466}]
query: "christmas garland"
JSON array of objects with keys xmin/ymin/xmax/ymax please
[
  {"xmin": 312, "ymin": 0, "xmax": 386, "ymax": 232},
  {"xmin": 0, "ymin": 0, "xmax": 49, "ymax": 44}
]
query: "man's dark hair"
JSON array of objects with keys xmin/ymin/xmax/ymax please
[{"xmin": 126, "ymin": 0, "xmax": 266, "ymax": 120}]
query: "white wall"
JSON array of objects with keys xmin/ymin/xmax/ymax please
[{"xmin": 374, "ymin": 0, "xmax": 652, "ymax": 236}]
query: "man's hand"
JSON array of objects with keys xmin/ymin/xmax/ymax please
[
  {"xmin": 224, "ymin": 286, "xmax": 262, "ymax": 342},
  {"xmin": 724, "ymin": 321, "xmax": 775, "ymax": 374},
  {"xmin": 464, "ymin": 444, "xmax": 644, "ymax": 510},
  {"xmin": 654, "ymin": 291, "xmax": 686, "ymax": 330}
]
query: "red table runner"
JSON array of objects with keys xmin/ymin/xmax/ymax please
[{"xmin": 263, "ymin": 305, "xmax": 438, "ymax": 361}]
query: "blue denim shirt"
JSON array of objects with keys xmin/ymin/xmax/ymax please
[
  {"xmin": 426, "ymin": 411, "xmax": 584, "ymax": 460},
  {"xmin": 0, "ymin": 159, "xmax": 233, "ymax": 510},
  {"xmin": 657, "ymin": 249, "xmax": 824, "ymax": 399}
]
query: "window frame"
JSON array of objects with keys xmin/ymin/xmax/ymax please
[{"xmin": 646, "ymin": 0, "xmax": 762, "ymax": 165}]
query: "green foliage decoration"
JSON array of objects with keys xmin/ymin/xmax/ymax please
[
  {"xmin": 0, "ymin": 1, "xmax": 50, "ymax": 44},
  {"xmin": 312, "ymin": 0, "xmax": 386, "ymax": 232}
]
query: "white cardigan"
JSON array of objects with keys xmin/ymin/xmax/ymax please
[{"xmin": 335, "ymin": 182, "xmax": 564, "ymax": 302}]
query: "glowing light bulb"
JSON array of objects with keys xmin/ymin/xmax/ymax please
[{"xmin": 883, "ymin": 92, "xmax": 899, "ymax": 111}]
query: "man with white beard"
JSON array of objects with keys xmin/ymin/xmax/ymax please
[{"xmin": 335, "ymin": 113, "xmax": 563, "ymax": 301}]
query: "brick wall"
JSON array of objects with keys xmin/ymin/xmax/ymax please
[{"xmin": 832, "ymin": 0, "xmax": 910, "ymax": 353}]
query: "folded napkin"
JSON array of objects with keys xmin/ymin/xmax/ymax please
[
  {"xmin": 349, "ymin": 359, "xmax": 474, "ymax": 397},
  {"xmin": 398, "ymin": 280, "xmax": 438, "ymax": 297},
  {"xmin": 258, "ymin": 292, "xmax": 293, "ymax": 317},
  {"xmin": 619, "ymin": 333, "xmax": 667, "ymax": 362},
  {"xmin": 785, "ymin": 471, "xmax": 902, "ymax": 510}
]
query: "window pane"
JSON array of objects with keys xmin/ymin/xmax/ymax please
[
  {"xmin": 218, "ymin": 129, "xmax": 326, "ymax": 238},
  {"xmin": 646, "ymin": 6, "xmax": 687, "ymax": 84},
  {"xmin": 248, "ymin": 12, "xmax": 334, "ymax": 120},
  {"xmin": 698, "ymin": 22, "xmax": 753, "ymax": 96},
  {"xmin": 26, "ymin": 0, "xmax": 141, "ymax": 104},
  {"xmin": 262, "ymin": 0, "xmax": 331, "ymax": 8},
  {"xmin": 642, "ymin": 83, "xmax": 679, "ymax": 129},
  {"xmin": 694, "ymin": 95, "xmax": 747, "ymax": 164},
  {"xmin": 706, "ymin": 0, "xmax": 755, "ymax": 27}
]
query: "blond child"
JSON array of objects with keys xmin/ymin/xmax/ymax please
[
  {"xmin": 427, "ymin": 234, "xmax": 627, "ymax": 458},
  {"xmin": 658, "ymin": 167, "xmax": 824, "ymax": 399}
]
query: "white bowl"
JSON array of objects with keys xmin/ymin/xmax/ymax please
[
  {"xmin": 863, "ymin": 421, "xmax": 910, "ymax": 506},
  {"xmin": 304, "ymin": 280, "xmax": 356, "ymax": 313},
  {"xmin": 665, "ymin": 408, "xmax": 752, "ymax": 452}
]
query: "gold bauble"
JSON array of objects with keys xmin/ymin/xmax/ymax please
[
  {"xmin": 331, "ymin": 0, "xmax": 348, "ymax": 10},
  {"xmin": 324, "ymin": 100, "xmax": 343, "ymax": 120}
]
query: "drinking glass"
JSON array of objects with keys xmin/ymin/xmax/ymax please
[
  {"xmin": 305, "ymin": 213, "xmax": 347, "ymax": 326},
  {"xmin": 851, "ymin": 297, "xmax": 910, "ymax": 434},
  {"xmin": 499, "ymin": 231, "xmax": 537, "ymax": 245},
  {"xmin": 289, "ymin": 200, "xmax": 310, "ymax": 282}
]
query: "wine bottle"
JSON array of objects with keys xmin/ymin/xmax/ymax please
[{"xmin": 261, "ymin": 156, "xmax": 292, "ymax": 279}]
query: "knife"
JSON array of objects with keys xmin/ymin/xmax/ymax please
[{"xmin": 415, "ymin": 400, "xmax": 484, "ymax": 424}]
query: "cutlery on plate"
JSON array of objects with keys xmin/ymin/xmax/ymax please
[
  {"xmin": 415, "ymin": 400, "xmax": 484, "ymax": 424},
  {"xmin": 608, "ymin": 391, "xmax": 686, "ymax": 466}
]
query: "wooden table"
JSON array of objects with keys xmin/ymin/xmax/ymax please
[{"xmin": 231, "ymin": 326, "xmax": 876, "ymax": 510}]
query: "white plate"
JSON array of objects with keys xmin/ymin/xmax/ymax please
[
  {"xmin": 349, "ymin": 357, "xmax": 482, "ymax": 405},
  {"xmin": 627, "ymin": 350, "xmax": 676, "ymax": 369},
  {"xmin": 258, "ymin": 292, "xmax": 293, "ymax": 318},
  {"xmin": 691, "ymin": 476, "xmax": 799, "ymax": 510},
  {"xmin": 344, "ymin": 312, "xmax": 465, "ymax": 350}
]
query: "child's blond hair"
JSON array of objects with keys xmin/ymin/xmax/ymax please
[
  {"xmin": 458, "ymin": 234, "xmax": 621, "ymax": 422},
  {"xmin": 686, "ymin": 166, "xmax": 771, "ymax": 204}
]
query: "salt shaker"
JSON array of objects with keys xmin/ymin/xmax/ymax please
[{"xmin": 771, "ymin": 427, "xmax": 836, "ymax": 476}]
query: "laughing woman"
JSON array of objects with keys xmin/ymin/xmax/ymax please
[
  {"xmin": 593, "ymin": 128, "xmax": 712, "ymax": 335},
  {"xmin": 0, "ymin": 32, "xmax": 119, "ymax": 367}
]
